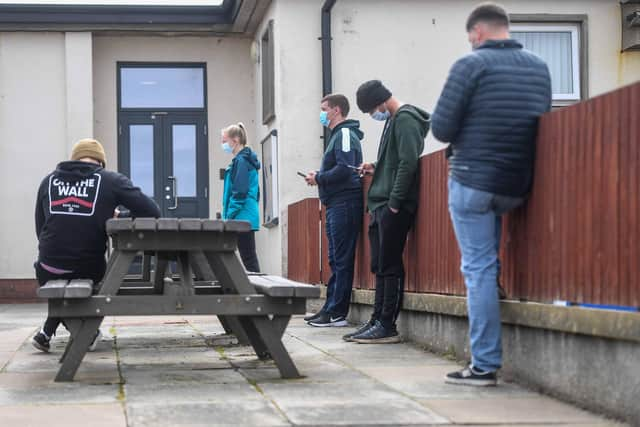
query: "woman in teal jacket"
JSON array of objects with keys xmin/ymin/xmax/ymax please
[{"xmin": 221, "ymin": 123, "xmax": 261, "ymax": 272}]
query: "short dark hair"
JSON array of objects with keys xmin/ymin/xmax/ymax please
[
  {"xmin": 321, "ymin": 94, "xmax": 350, "ymax": 117},
  {"xmin": 466, "ymin": 2, "xmax": 509, "ymax": 32}
]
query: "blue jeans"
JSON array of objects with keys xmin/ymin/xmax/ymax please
[
  {"xmin": 448, "ymin": 178, "xmax": 524, "ymax": 372},
  {"xmin": 322, "ymin": 198, "xmax": 363, "ymax": 318}
]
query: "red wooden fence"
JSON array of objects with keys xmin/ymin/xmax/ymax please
[
  {"xmin": 288, "ymin": 82, "xmax": 640, "ymax": 307},
  {"xmin": 286, "ymin": 198, "xmax": 320, "ymax": 284}
]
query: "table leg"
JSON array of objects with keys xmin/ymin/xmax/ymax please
[
  {"xmin": 142, "ymin": 252, "xmax": 152, "ymax": 282},
  {"xmin": 59, "ymin": 319, "xmax": 82, "ymax": 364},
  {"xmin": 176, "ymin": 252, "xmax": 195, "ymax": 296},
  {"xmin": 250, "ymin": 317, "xmax": 300, "ymax": 378},
  {"xmin": 153, "ymin": 253, "xmax": 169, "ymax": 294},
  {"xmin": 55, "ymin": 317, "xmax": 103, "ymax": 382},
  {"xmin": 204, "ymin": 251, "xmax": 300, "ymax": 378},
  {"xmin": 99, "ymin": 251, "xmax": 137, "ymax": 296},
  {"xmin": 190, "ymin": 250, "xmax": 250, "ymax": 345}
]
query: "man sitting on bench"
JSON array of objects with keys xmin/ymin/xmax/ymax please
[{"xmin": 32, "ymin": 138, "xmax": 160, "ymax": 352}]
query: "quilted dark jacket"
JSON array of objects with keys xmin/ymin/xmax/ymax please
[{"xmin": 431, "ymin": 39, "xmax": 552, "ymax": 197}]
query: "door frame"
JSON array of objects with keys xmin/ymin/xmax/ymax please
[{"xmin": 116, "ymin": 62, "xmax": 209, "ymax": 218}]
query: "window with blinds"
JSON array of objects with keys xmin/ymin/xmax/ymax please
[{"xmin": 511, "ymin": 24, "xmax": 581, "ymax": 102}]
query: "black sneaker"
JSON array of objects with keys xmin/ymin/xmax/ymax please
[
  {"xmin": 308, "ymin": 313, "xmax": 348, "ymax": 327},
  {"xmin": 445, "ymin": 364, "xmax": 497, "ymax": 386},
  {"xmin": 342, "ymin": 319, "xmax": 375, "ymax": 342},
  {"xmin": 31, "ymin": 331, "xmax": 51, "ymax": 353},
  {"xmin": 304, "ymin": 311, "xmax": 324, "ymax": 322},
  {"xmin": 351, "ymin": 320, "xmax": 401, "ymax": 344}
]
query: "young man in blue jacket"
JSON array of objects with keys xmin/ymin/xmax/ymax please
[
  {"xmin": 431, "ymin": 3, "xmax": 552, "ymax": 386},
  {"xmin": 304, "ymin": 94, "xmax": 363, "ymax": 327}
]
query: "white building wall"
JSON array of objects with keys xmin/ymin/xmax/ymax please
[
  {"xmin": 64, "ymin": 32, "xmax": 93, "ymax": 152},
  {"xmin": 0, "ymin": 33, "xmax": 68, "ymax": 278},
  {"xmin": 330, "ymin": 0, "xmax": 640, "ymax": 161},
  {"xmin": 253, "ymin": 0, "xmax": 326, "ymax": 276}
]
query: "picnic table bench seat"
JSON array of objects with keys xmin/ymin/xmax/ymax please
[
  {"xmin": 37, "ymin": 279, "xmax": 94, "ymax": 299},
  {"xmin": 248, "ymin": 274, "xmax": 320, "ymax": 298}
]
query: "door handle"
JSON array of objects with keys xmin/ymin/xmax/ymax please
[{"xmin": 167, "ymin": 176, "xmax": 178, "ymax": 210}]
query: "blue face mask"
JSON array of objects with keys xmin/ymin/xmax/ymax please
[
  {"xmin": 319, "ymin": 111, "xmax": 330, "ymax": 127},
  {"xmin": 222, "ymin": 142, "xmax": 233, "ymax": 154},
  {"xmin": 371, "ymin": 110, "xmax": 390, "ymax": 121}
]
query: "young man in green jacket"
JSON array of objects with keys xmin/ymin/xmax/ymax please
[{"xmin": 345, "ymin": 80, "xmax": 430, "ymax": 343}]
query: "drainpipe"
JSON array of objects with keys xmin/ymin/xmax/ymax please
[{"xmin": 320, "ymin": 0, "xmax": 337, "ymax": 149}]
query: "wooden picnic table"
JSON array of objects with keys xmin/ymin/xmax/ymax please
[{"xmin": 42, "ymin": 218, "xmax": 319, "ymax": 382}]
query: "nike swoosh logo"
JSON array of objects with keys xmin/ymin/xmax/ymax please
[{"xmin": 330, "ymin": 317, "xmax": 343, "ymax": 322}]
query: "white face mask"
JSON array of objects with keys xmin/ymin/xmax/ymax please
[{"xmin": 371, "ymin": 110, "xmax": 390, "ymax": 121}]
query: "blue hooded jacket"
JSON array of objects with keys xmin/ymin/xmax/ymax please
[
  {"xmin": 316, "ymin": 119, "xmax": 364, "ymax": 207},
  {"xmin": 222, "ymin": 147, "xmax": 261, "ymax": 230}
]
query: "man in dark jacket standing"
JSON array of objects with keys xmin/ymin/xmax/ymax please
[
  {"xmin": 304, "ymin": 94, "xmax": 363, "ymax": 327},
  {"xmin": 32, "ymin": 138, "xmax": 161, "ymax": 352},
  {"xmin": 346, "ymin": 80, "xmax": 429, "ymax": 343},
  {"xmin": 431, "ymin": 3, "xmax": 552, "ymax": 386}
]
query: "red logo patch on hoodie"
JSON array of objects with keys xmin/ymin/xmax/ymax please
[{"xmin": 48, "ymin": 174, "xmax": 101, "ymax": 216}]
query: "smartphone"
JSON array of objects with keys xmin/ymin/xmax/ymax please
[{"xmin": 297, "ymin": 171, "xmax": 306, "ymax": 178}]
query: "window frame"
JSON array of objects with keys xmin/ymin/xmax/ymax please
[
  {"xmin": 117, "ymin": 62, "xmax": 208, "ymax": 113},
  {"xmin": 261, "ymin": 19, "xmax": 275, "ymax": 125},
  {"xmin": 510, "ymin": 14, "xmax": 588, "ymax": 105}
]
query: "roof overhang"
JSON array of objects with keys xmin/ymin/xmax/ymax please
[{"xmin": 0, "ymin": 0, "xmax": 271, "ymax": 35}]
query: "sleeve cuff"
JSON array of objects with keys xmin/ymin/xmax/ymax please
[{"xmin": 388, "ymin": 198, "xmax": 402, "ymax": 211}]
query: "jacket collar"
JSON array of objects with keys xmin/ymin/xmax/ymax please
[{"xmin": 475, "ymin": 39, "xmax": 522, "ymax": 50}]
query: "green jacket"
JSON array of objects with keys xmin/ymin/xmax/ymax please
[{"xmin": 367, "ymin": 104, "xmax": 430, "ymax": 214}]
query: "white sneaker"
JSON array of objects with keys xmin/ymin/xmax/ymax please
[{"xmin": 88, "ymin": 330, "xmax": 102, "ymax": 352}]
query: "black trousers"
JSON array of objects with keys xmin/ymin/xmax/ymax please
[
  {"xmin": 35, "ymin": 260, "xmax": 106, "ymax": 337},
  {"xmin": 237, "ymin": 231, "xmax": 261, "ymax": 273},
  {"xmin": 368, "ymin": 206, "xmax": 414, "ymax": 328}
]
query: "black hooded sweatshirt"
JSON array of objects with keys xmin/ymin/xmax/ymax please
[{"xmin": 35, "ymin": 161, "xmax": 161, "ymax": 269}]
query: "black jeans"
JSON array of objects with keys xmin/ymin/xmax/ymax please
[
  {"xmin": 237, "ymin": 231, "xmax": 260, "ymax": 273},
  {"xmin": 368, "ymin": 205, "xmax": 414, "ymax": 328},
  {"xmin": 34, "ymin": 260, "xmax": 106, "ymax": 337}
]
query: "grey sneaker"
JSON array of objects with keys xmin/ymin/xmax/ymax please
[
  {"xmin": 342, "ymin": 320, "xmax": 375, "ymax": 342},
  {"xmin": 351, "ymin": 320, "xmax": 401, "ymax": 344}
]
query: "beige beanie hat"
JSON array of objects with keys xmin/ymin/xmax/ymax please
[{"xmin": 71, "ymin": 138, "xmax": 106, "ymax": 166}]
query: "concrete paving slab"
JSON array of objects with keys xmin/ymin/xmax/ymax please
[
  {"xmin": 259, "ymin": 381, "xmax": 450, "ymax": 425},
  {"xmin": 126, "ymin": 401, "xmax": 289, "ymax": 427},
  {"xmin": 0, "ymin": 403, "xmax": 127, "ymax": 427},
  {"xmin": 0, "ymin": 381, "xmax": 120, "ymax": 405},
  {"xmin": 422, "ymin": 397, "xmax": 614, "ymax": 424},
  {"xmin": 125, "ymin": 381, "xmax": 261, "ymax": 404},
  {"xmin": 118, "ymin": 346, "xmax": 223, "ymax": 367},
  {"xmin": 122, "ymin": 366, "xmax": 246, "ymax": 387},
  {"xmin": 0, "ymin": 327, "xmax": 35, "ymax": 352}
]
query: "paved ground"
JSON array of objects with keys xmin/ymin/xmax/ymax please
[{"xmin": 0, "ymin": 304, "xmax": 624, "ymax": 426}]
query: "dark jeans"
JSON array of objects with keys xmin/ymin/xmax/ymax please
[
  {"xmin": 322, "ymin": 198, "xmax": 363, "ymax": 318},
  {"xmin": 368, "ymin": 205, "xmax": 414, "ymax": 328},
  {"xmin": 237, "ymin": 231, "xmax": 260, "ymax": 273},
  {"xmin": 35, "ymin": 259, "xmax": 106, "ymax": 337}
]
